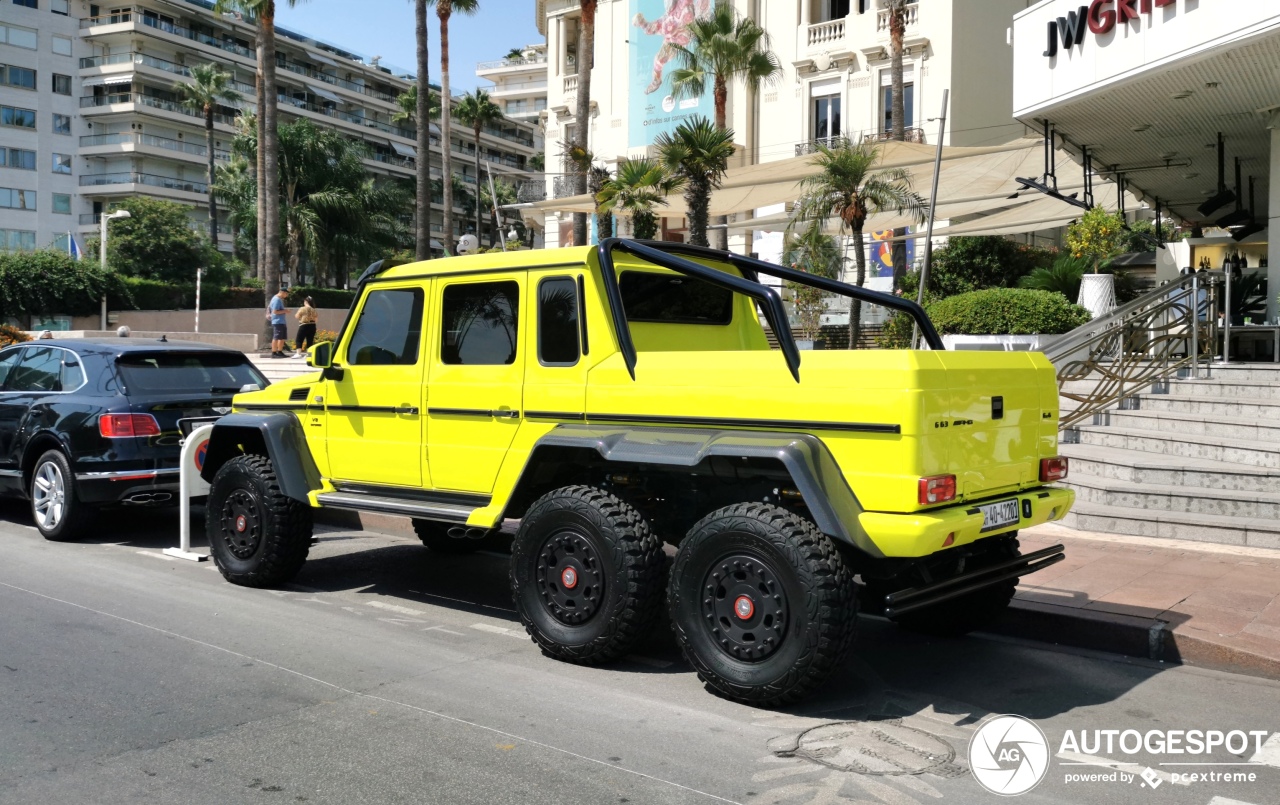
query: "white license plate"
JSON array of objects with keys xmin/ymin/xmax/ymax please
[{"xmin": 978, "ymin": 499, "xmax": 1021, "ymax": 532}]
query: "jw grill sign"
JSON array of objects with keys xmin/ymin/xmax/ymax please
[{"xmin": 1043, "ymin": 0, "xmax": 1188, "ymax": 58}]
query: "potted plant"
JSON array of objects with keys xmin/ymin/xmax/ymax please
[{"xmin": 1065, "ymin": 207, "xmax": 1127, "ymax": 317}]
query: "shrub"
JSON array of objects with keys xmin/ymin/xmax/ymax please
[
  {"xmin": 900, "ymin": 236, "xmax": 1058, "ymax": 302},
  {"xmin": 287, "ymin": 285, "xmax": 356, "ymax": 309},
  {"xmin": 0, "ymin": 323, "xmax": 31, "ymax": 347},
  {"xmin": 118, "ymin": 277, "xmax": 192, "ymax": 310},
  {"xmin": 315, "ymin": 328, "xmax": 339, "ymax": 344},
  {"xmin": 0, "ymin": 249, "xmax": 132, "ymax": 319},
  {"xmin": 927, "ymin": 289, "xmax": 1091, "ymax": 336}
]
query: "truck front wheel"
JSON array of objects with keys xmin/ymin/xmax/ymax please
[
  {"xmin": 207, "ymin": 454, "xmax": 313, "ymax": 587},
  {"xmin": 511, "ymin": 486, "xmax": 666, "ymax": 665},
  {"xmin": 669, "ymin": 503, "xmax": 856, "ymax": 706}
]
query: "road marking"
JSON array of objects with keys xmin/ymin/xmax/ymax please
[
  {"xmin": 1248, "ymin": 732, "xmax": 1280, "ymax": 767},
  {"xmin": 1057, "ymin": 752, "xmax": 1188, "ymax": 786},
  {"xmin": 625, "ymin": 654, "xmax": 673, "ymax": 669},
  {"xmin": 405, "ymin": 588, "xmax": 517, "ymax": 613},
  {"xmin": 366, "ymin": 600, "xmax": 432, "ymax": 618},
  {"xmin": 0, "ymin": 579, "xmax": 744, "ymax": 804},
  {"xmin": 470, "ymin": 623, "xmax": 526, "ymax": 639},
  {"xmin": 135, "ymin": 551, "xmax": 177, "ymax": 562},
  {"xmin": 340, "ymin": 606, "xmax": 364, "ymax": 616},
  {"xmin": 378, "ymin": 617, "xmax": 428, "ymax": 627},
  {"xmin": 1208, "ymin": 798, "xmax": 1259, "ymax": 805},
  {"xmin": 423, "ymin": 625, "xmax": 465, "ymax": 636}
]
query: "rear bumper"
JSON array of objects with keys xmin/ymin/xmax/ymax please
[
  {"xmin": 75, "ymin": 468, "xmax": 181, "ymax": 505},
  {"xmin": 857, "ymin": 486, "xmax": 1075, "ymax": 559}
]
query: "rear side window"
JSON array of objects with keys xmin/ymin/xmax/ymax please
[
  {"xmin": 538, "ymin": 276, "xmax": 579, "ymax": 365},
  {"xmin": 619, "ymin": 271, "xmax": 733, "ymax": 325},
  {"xmin": 347, "ymin": 288, "xmax": 425, "ymax": 366},
  {"xmin": 6, "ymin": 347, "xmax": 63, "ymax": 392},
  {"xmin": 116, "ymin": 352, "xmax": 267, "ymax": 394},
  {"xmin": 441, "ymin": 281, "xmax": 520, "ymax": 365},
  {"xmin": 0, "ymin": 348, "xmax": 21, "ymax": 387}
]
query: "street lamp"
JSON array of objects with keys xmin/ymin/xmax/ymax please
[{"xmin": 99, "ymin": 209, "xmax": 131, "ymax": 330}]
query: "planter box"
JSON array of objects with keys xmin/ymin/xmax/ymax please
[{"xmin": 942, "ymin": 334, "xmax": 1063, "ymax": 352}]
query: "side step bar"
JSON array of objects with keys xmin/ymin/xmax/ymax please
[
  {"xmin": 883, "ymin": 544, "xmax": 1066, "ymax": 618},
  {"xmin": 314, "ymin": 492, "xmax": 476, "ymax": 523}
]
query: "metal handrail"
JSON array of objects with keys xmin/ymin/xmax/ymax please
[{"xmin": 1046, "ymin": 272, "xmax": 1221, "ymax": 430}]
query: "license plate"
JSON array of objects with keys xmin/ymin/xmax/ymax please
[
  {"xmin": 178, "ymin": 416, "xmax": 221, "ymax": 437},
  {"xmin": 978, "ymin": 499, "xmax": 1020, "ymax": 532}
]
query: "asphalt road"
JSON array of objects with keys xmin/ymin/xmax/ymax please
[{"xmin": 2, "ymin": 502, "xmax": 1278, "ymax": 805}]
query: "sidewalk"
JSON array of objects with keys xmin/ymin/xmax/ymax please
[{"xmin": 1002, "ymin": 523, "xmax": 1280, "ymax": 679}]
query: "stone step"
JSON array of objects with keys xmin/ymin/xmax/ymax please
[
  {"xmin": 1190, "ymin": 363, "xmax": 1280, "ymax": 382},
  {"xmin": 1165, "ymin": 378, "xmax": 1280, "ymax": 399},
  {"xmin": 1068, "ymin": 472, "xmax": 1280, "ymax": 519},
  {"xmin": 1135, "ymin": 393, "xmax": 1280, "ymax": 420},
  {"xmin": 1059, "ymin": 500, "xmax": 1280, "ymax": 548},
  {"xmin": 1068, "ymin": 424, "xmax": 1280, "ymax": 469},
  {"xmin": 1092, "ymin": 408, "xmax": 1280, "ymax": 443},
  {"xmin": 249, "ymin": 354, "xmax": 317, "ymax": 384},
  {"xmin": 1060, "ymin": 444, "xmax": 1280, "ymax": 492}
]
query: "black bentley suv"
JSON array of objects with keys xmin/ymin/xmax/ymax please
[{"xmin": 0, "ymin": 339, "xmax": 268, "ymax": 540}]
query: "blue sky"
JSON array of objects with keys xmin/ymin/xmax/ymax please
[{"xmin": 274, "ymin": 0, "xmax": 544, "ymax": 92}]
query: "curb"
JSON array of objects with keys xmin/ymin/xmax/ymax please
[{"xmin": 996, "ymin": 598, "xmax": 1280, "ymax": 682}]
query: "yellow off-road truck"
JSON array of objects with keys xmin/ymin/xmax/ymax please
[{"xmin": 199, "ymin": 240, "xmax": 1073, "ymax": 704}]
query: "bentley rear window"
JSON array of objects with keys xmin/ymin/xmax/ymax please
[{"xmin": 117, "ymin": 353, "xmax": 266, "ymax": 394}]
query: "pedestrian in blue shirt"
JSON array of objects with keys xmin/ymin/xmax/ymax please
[{"xmin": 268, "ymin": 288, "xmax": 290, "ymax": 358}]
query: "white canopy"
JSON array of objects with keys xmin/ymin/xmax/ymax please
[
  {"xmin": 82, "ymin": 73, "xmax": 134, "ymax": 87},
  {"xmin": 391, "ymin": 141, "xmax": 417, "ymax": 158},
  {"xmin": 310, "ymin": 84, "xmax": 341, "ymax": 103}
]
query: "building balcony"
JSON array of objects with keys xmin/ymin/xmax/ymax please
[
  {"xmin": 80, "ymin": 132, "xmax": 231, "ymax": 163},
  {"xmin": 795, "ymin": 135, "xmax": 852, "ymax": 157},
  {"xmin": 80, "ymin": 52, "xmax": 255, "ymax": 95},
  {"xmin": 80, "ymin": 93, "xmax": 241, "ymax": 127},
  {"xmin": 876, "ymin": 2, "xmax": 920, "ymax": 37},
  {"xmin": 79, "ymin": 171, "xmax": 209, "ymax": 197},
  {"xmin": 864, "ymin": 128, "xmax": 925, "ymax": 145},
  {"xmin": 552, "ymin": 175, "xmax": 581, "ymax": 199},
  {"xmin": 807, "ymin": 18, "xmax": 847, "ymax": 48},
  {"xmin": 80, "ymin": 9, "xmax": 256, "ymax": 62},
  {"xmin": 276, "ymin": 94, "xmax": 413, "ymax": 140},
  {"xmin": 278, "ymin": 61, "xmax": 400, "ymax": 105},
  {"xmin": 476, "ymin": 52, "xmax": 548, "ymax": 72},
  {"xmin": 516, "ymin": 179, "xmax": 547, "ymax": 203}
]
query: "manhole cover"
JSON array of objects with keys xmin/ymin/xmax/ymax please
[{"xmin": 771, "ymin": 719, "xmax": 964, "ymax": 777}]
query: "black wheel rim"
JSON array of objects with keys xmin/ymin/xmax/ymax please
[
  {"xmin": 220, "ymin": 489, "xmax": 263, "ymax": 560},
  {"xmin": 534, "ymin": 528, "xmax": 605, "ymax": 625},
  {"xmin": 700, "ymin": 553, "xmax": 789, "ymax": 662}
]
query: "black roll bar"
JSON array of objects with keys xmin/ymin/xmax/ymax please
[
  {"xmin": 596, "ymin": 238, "xmax": 803, "ymax": 382},
  {"xmin": 621, "ymin": 240, "xmax": 946, "ymax": 352}
]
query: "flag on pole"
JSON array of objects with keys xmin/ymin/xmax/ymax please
[{"xmin": 69, "ymin": 234, "xmax": 84, "ymax": 260}]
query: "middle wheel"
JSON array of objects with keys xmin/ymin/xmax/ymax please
[{"xmin": 510, "ymin": 485, "xmax": 667, "ymax": 664}]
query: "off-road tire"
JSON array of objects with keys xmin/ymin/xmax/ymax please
[
  {"xmin": 30, "ymin": 449, "xmax": 94, "ymax": 542},
  {"xmin": 207, "ymin": 454, "xmax": 312, "ymax": 587},
  {"xmin": 413, "ymin": 519, "xmax": 486, "ymax": 554},
  {"xmin": 669, "ymin": 503, "xmax": 856, "ymax": 707},
  {"xmin": 889, "ymin": 537, "xmax": 1020, "ymax": 637},
  {"xmin": 511, "ymin": 485, "xmax": 666, "ymax": 665}
]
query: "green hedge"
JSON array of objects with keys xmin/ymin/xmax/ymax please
[
  {"xmin": 0, "ymin": 250, "xmax": 132, "ymax": 318},
  {"xmin": 116, "ymin": 279, "xmax": 269, "ymax": 311},
  {"xmin": 286, "ymin": 285, "xmax": 357, "ymax": 309},
  {"xmin": 928, "ymin": 288, "xmax": 1091, "ymax": 336}
]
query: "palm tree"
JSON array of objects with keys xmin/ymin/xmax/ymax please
[
  {"xmin": 505, "ymin": 46, "xmax": 525, "ymax": 62},
  {"xmin": 597, "ymin": 158, "xmax": 684, "ymax": 240},
  {"xmin": 229, "ymin": 111, "xmax": 258, "ymax": 274},
  {"xmin": 654, "ymin": 117, "xmax": 735, "ymax": 248},
  {"xmin": 790, "ymin": 141, "xmax": 925, "ymax": 349},
  {"xmin": 479, "ymin": 178, "xmax": 516, "ymax": 248},
  {"xmin": 413, "ymin": 0, "xmax": 435, "ymax": 260},
  {"xmin": 571, "ymin": 0, "xmax": 598, "ymax": 247},
  {"xmin": 669, "ymin": 1, "xmax": 780, "ymax": 249},
  {"xmin": 560, "ymin": 140, "xmax": 612, "ymax": 242},
  {"xmin": 783, "ymin": 220, "xmax": 841, "ymax": 342},
  {"xmin": 214, "ymin": 0, "xmax": 308, "ymax": 336},
  {"xmin": 174, "ymin": 63, "xmax": 241, "ymax": 245},
  {"xmin": 454, "ymin": 89, "xmax": 504, "ymax": 242},
  {"xmin": 887, "ymin": 0, "xmax": 910, "ymax": 289},
  {"xmin": 437, "ymin": 0, "xmax": 480, "ymax": 254},
  {"xmin": 214, "ymin": 155, "xmax": 256, "ymax": 265}
]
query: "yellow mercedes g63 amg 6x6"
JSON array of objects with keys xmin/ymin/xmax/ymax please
[{"xmin": 200, "ymin": 239, "xmax": 1072, "ymax": 704}]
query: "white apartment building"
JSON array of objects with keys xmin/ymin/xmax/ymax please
[
  {"xmin": 534, "ymin": 0, "xmax": 1033, "ymax": 248},
  {"xmin": 476, "ymin": 43, "xmax": 548, "ymax": 125},
  {"xmin": 0, "ymin": 0, "xmax": 538, "ymax": 261}
]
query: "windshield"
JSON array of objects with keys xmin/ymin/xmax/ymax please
[{"xmin": 116, "ymin": 352, "xmax": 267, "ymax": 395}]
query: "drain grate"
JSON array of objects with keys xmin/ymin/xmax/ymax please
[{"xmin": 770, "ymin": 719, "xmax": 965, "ymax": 778}]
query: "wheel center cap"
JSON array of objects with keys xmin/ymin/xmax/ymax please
[
  {"xmin": 561, "ymin": 566, "xmax": 578, "ymax": 590},
  {"xmin": 734, "ymin": 595, "xmax": 755, "ymax": 620},
  {"xmin": 235, "ymin": 514, "xmax": 247, "ymax": 533}
]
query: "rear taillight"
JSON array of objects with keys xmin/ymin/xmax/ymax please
[
  {"xmin": 1040, "ymin": 456, "xmax": 1069, "ymax": 482},
  {"xmin": 99, "ymin": 413, "xmax": 162, "ymax": 438},
  {"xmin": 918, "ymin": 474, "xmax": 957, "ymax": 506}
]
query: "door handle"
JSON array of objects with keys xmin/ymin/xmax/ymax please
[
  {"xmin": 395, "ymin": 405, "xmax": 419, "ymax": 415},
  {"xmin": 494, "ymin": 409, "xmax": 521, "ymax": 419}
]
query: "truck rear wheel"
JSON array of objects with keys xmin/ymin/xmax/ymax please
[
  {"xmin": 669, "ymin": 503, "xmax": 856, "ymax": 706},
  {"xmin": 413, "ymin": 520, "xmax": 486, "ymax": 554},
  {"xmin": 510, "ymin": 486, "xmax": 666, "ymax": 665},
  {"xmin": 207, "ymin": 454, "xmax": 312, "ymax": 587},
  {"xmin": 888, "ymin": 537, "xmax": 1020, "ymax": 637}
]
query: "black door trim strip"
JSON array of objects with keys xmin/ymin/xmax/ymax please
[
  {"xmin": 524, "ymin": 411, "xmax": 587, "ymax": 421},
  {"xmin": 332, "ymin": 481, "xmax": 492, "ymax": 508},
  {"xmin": 427, "ymin": 407, "xmax": 495, "ymax": 418},
  {"xmin": 327, "ymin": 404, "xmax": 414, "ymax": 414},
  {"xmin": 237, "ymin": 403, "xmax": 307, "ymax": 411},
  {"xmin": 583, "ymin": 412, "xmax": 901, "ymax": 434}
]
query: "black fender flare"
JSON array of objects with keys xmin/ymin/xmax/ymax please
[
  {"xmin": 518, "ymin": 425, "xmax": 882, "ymax": 558},
  {"xmin": 199, "ymin": 412, "xmax": 321, "ymax": 503}
]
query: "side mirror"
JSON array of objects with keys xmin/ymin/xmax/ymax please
[{"xmin": 309, "ymin": 341, "xmax": 333, "ymax": 368}]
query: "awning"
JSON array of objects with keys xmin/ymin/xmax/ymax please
[
  {"xmin": 310, "ymin": 51, "xmax": 338, "ymax": 67},
  {"xmin": 310, "ymin": 84, "xmax": 341, "ymax": 103},
  {"xmin": 391, "ymin": 141, "xmax": 417, "ymax": 158},
  {"xmin": 82, "ymin": 73, "xmax": 135, "ymax": 87}
]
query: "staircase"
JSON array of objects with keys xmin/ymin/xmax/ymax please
[{"xmin": 249, "ymin": 353, "xmax": 319, "ymax": 384}]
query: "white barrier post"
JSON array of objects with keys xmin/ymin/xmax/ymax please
[{"xmin": 165, "ymin": 423, "xmax": 214, "ymax": 561}]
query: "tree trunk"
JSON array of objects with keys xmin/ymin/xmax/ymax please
[
  {"xmin": 415, "ymin": 0, "xmax": 432, "ymax": 260},
  {"xmin": 205, "ymin": 107, "xmax": 218, "ymax": 246},
  {"xmin": 439, "ymin": 6, "xmax": 455, "ymax": 254},
  {"xmin": 261, "ymin": 2, "xmax": 281, "ymax": 349},
  {"xmin": 572, "ymin": 1, "xmax": 596, "ymax": 246},
  {"xmin": 710, "ymin": 74, "xmax": 729, "ymax": 250},
  {"xmin": 255, "ymin": 33, "xmax": 266, "ymax": 282},
  {"xmin": 474, "ymin": 125, "xmax": 483, "ymax": 241},
  {"xmin": 889, "ymin": 2, "xmax": 908, "ymax": 291},
  {"xmin": 849, "ymin": 223, "xmax": 866, "ymax": 349},
  {"xmin": 686, "ymin": 177, "xmax": 709, "ymax": 247}
]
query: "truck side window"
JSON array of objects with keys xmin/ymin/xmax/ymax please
[
  {"xmin": 346, "ymin": 288, "xmax": 425, "ymax": 366},
  {"xmin": 538, "ymin": 276, "xmax": 579, "ymax": 366},
  {"xmin": 441, "ymin": 281, "xmax": 519, "ymax": 365}
]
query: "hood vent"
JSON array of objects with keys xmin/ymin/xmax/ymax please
[{"xmin": 289, "ymin": 387, "xmax": 310, "ymax": 402}]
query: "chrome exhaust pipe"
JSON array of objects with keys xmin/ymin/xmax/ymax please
[
  {"xmin": 123, "ymin": 492, "xmax": 173, "ymax": 505},
  {"xmin": 447, "ymin": 526, "xmax": 488, "ymax": 540}
]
